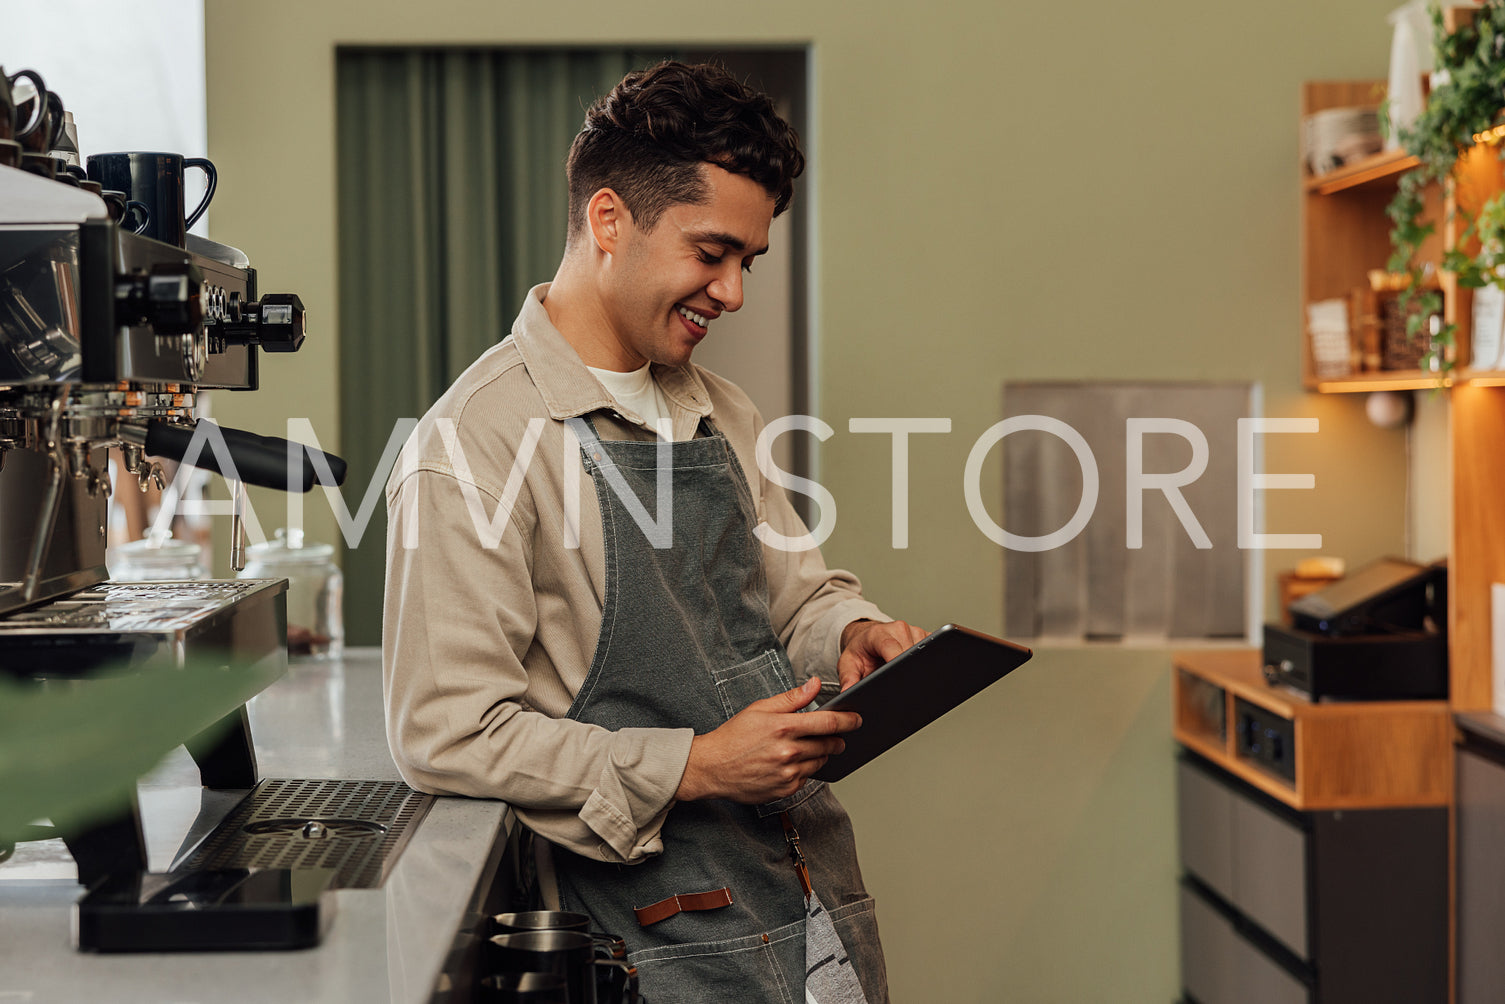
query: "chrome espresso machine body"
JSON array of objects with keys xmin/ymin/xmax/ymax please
[
  {"xmin": 1, "ymin": 75, "xmax": 348, "ymax": 895},
  {"xmin": 0, "ymin": 168, "xmax": 295, "ymax": 613}
]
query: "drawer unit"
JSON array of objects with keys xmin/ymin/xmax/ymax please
[
  {"xmin": 1179, "ymin": 885, "xmax": 1310, "ymax": 1004},
  {"xmin": 1178, "ymin": 758, "xmax": 1307, "ymax": 958},
  {"xmin": 1176, "ymin": 753, "xmax": 1446, "ymax": 1004}
]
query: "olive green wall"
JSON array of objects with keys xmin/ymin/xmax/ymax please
[{"xmin": 205, "ymin": 1, "xmax": 1408, "ymax": 999}]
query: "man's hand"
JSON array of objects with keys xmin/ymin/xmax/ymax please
[
  {"xmin": 837, "ymin": 620, "xmax": 928, "ymax": 692},
  {"xmin": 676, "ymin": 677, "xmax": 861, "ymax": 804}
]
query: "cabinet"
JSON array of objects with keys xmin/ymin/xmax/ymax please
[
  {"xmin": 1173, "ymin": 652, "xmax": 1450, "ymax": 1003},
  {"xmin": 1177, "ymin": 753, "xmax": 1447, "ymax": 1004},
  {"xmin": 1453, "ymin": 715, "xmax": 1505, "ymax": 1003}
]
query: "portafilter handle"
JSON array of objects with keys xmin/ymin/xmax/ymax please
[{"xmin": 121, "ymin": 419, "xmax": 348, "ymax": 493}]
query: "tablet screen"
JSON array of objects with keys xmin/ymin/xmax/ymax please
[{"xmin": 812, "ymin": 624, "xmax": 1032, "ymax": 783}]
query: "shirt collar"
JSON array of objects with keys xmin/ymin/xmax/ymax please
[{"xmin": 510, "ymin": 283, "xmax": 714, "ymax": 422}]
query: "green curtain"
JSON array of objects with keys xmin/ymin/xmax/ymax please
[{"xmin": 335, "ymin": 48, "xmax": 676, "ymax": 646}]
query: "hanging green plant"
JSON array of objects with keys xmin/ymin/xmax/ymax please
[{"xmin": 1385, "ymin": 0, "xmax": 1505, "ymax": 373}]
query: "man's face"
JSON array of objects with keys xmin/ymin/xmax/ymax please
[{"xmin": 598, "ymin": 165, "xmax": 774, "ymax": 370}]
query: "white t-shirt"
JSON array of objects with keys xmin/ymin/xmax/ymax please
[{"xmin": 587, "ymin": 362, "xmax": 679, "ymax": 441}]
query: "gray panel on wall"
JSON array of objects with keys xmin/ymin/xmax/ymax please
[{"xmin": 1002, "ymin": 382, "xmax": 1252, "ymax": 642}]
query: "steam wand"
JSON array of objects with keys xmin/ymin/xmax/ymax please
[{"xmin": 230, "ymin": 480, "xmax": 247, "ymax": 572}]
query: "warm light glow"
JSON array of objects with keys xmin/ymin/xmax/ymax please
[{"xmin": 1472, "ymin": 123, "xmax": 1505, "ymax": 145}]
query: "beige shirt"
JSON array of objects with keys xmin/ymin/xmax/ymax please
[{"xmin": 382, "ymin": 285, "xmax": 887, "ymax": 864}]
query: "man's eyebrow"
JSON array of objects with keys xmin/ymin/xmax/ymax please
[{"xmin": 688, "ymin": 230, "xmax": 770, "ymax": 256}]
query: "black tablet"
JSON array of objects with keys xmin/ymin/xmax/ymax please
[{"xmin": 812, "ymin": 624, "xmax": 1032, "ymax": 783}]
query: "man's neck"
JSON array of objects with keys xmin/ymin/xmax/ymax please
[{"xmin": 541, "ymin": 259, "xmax": 642, "ymax": 372}]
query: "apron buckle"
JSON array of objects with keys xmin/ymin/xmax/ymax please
[{"xmin": 779, "ymin": 811, "xmax": 813, "ymax": 898}]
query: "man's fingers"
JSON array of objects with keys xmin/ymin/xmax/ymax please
[
  {"xmin": 753, "ymin": 676, "xmax": 822, "ymax": 713},
  {"xmin": 791, "ymin": 708, "xmax": 862, "ymax": 736},
  {"xmin": 797, "ymin": 736, "xmax": 846, "ymax": 761},
  {"xmin": 878, "ymin": 634, "xmax": 908, "ymax": 662}
]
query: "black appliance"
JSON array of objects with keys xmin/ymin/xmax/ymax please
[{"xmin": 1262, "ymin": 558, "xmax": 1448, "ymax": 701}]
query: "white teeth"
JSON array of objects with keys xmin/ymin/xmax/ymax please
[{"xmin": 678, "ymin": 306, "xmax": 708, "ymax": 328}]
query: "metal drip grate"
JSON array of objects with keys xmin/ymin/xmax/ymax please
[{"xmin": 176, "ymin": 778, "xmax": 434, "ymax": 889}]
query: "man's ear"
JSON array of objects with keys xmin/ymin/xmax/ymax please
[{"xmin": 586, "ymin": 188, "xmax": 630, "ymax": 256}]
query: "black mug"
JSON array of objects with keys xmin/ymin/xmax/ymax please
[
  {"xmin": 98, "ymin": 190, "xmax": 151, "ymax": 235},
  {"xmin": 1, "ymin": 67, "xmax": 46, "ymax": 144},
  {"xmin": 86, "ymin": 151, "xmax": 216, "ymax": 247},
  {"xmin": 20, "ymin": 152, "xmax": 56, "ymax": 180}
]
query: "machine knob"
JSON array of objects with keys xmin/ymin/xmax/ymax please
[
  {"xmin": 217, "ymin": 292, "xmax": 306, "ymax": 353},
  {"xmin": 115, "ymin": 263, "xmax": 205, "ymax": 335}
]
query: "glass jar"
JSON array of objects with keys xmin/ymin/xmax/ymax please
[
  {"xmin": 107, "ymin": 534, "xmax": 207, "ymax": 581},
  {"xmin": 238, "ymin": 527, "xmax": 344, "ymax": 659}
]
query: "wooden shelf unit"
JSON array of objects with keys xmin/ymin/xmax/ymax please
[
  {"xmin": 1297, "ymin": 79, "xmax": 1505, "ymax": 716},
  {"xmin": 1304, "ymin": 147, "xmax": 1420, "ymax": 196},
  {"xmin": 1300, "ymin": 80, "xmax": 1451, "ymax": 390},
  {"xmin": 1173, "ymin": 649, "xmax": 1453, "ymax": 810}
]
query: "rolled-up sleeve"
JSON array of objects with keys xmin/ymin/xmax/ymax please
[{"xmin": 383, "ymin": 464, "xmax": 691, "ymax": 864}]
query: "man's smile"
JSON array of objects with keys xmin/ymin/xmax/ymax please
[{"xmin": 676, "ymin": 304, "xmax": 712, "ymax": 337}]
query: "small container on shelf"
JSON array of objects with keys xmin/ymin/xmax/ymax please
[
  {"xmin": 1301, "ymin": 105, "xmax": 1383, "ymax": 176},
  {"xmin": 1306, "ymin": 297, "xmax": 1354, "ymax": 378}
]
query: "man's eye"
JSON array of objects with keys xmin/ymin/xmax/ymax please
[
  {"xmin": 742, "ymin": 260, "xmax": 755, "ymax": 274},
  {"xmin": 698, "ymin": 250, "xmax": 722, "ymax": 265}
]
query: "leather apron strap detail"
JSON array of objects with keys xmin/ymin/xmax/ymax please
[
  {"xmin": 780, "ymin": 811, "xmax": 813, "ymax": 898},
  {"xmin": 633, "ymin": 887, "xmax": 735, "ymax": 927}
]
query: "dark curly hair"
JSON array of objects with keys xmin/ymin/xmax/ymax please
[{"xmin": 565, "ymin": 60, "xmax": 805, "ymax": 242}]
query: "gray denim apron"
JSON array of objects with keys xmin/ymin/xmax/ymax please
[{"xmin": 554, "ymin": 414, "xmax": 887, "ymax": 1004}]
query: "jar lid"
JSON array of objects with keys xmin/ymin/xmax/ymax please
[
  {"xmin": 107, "ymin": 533, "xmax": 204, "ymax": 565},
  {"xmin": 244, "ymin": 526, "xmax": 335, "ymax": 562}
]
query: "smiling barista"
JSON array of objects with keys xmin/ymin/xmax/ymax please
[{"xmin": 382, "ymin": 61, "xmax": 925, "ymax": 1004}]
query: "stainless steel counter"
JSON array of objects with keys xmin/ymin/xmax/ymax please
[{"xmin": 0, "ymin": 648, "xmax": 511, "ymax": 1003}]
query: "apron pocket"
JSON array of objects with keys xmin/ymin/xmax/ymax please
[
  {"xmin": 708, "ymin": 649, "xmax": 795, "ymax": 721},
  {"xmin": 630, "ymin": 921, "xmax": 804, "ymax": 1004}
]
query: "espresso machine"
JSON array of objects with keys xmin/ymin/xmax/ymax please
[{"xmin": 0, "ymin": 70, "xmax": 349, "ymax": 892}]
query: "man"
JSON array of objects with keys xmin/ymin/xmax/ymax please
[{"xmin": 383, "ymin": 61, "xmax": 922, "ymax": 1003}]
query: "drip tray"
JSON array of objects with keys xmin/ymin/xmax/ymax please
[{"xmin": 176, "ymin": 778, "xmax": 435, "ymax": 889}]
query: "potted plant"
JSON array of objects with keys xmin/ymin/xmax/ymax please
[{"xmin": 1386, "ymin": 0, "xmax": 1505, "ymax": 372}]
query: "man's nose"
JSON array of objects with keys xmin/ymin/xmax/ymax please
[{"xmin": 709, "ymin": 267, "xmax": 745, "ymax": 313}]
